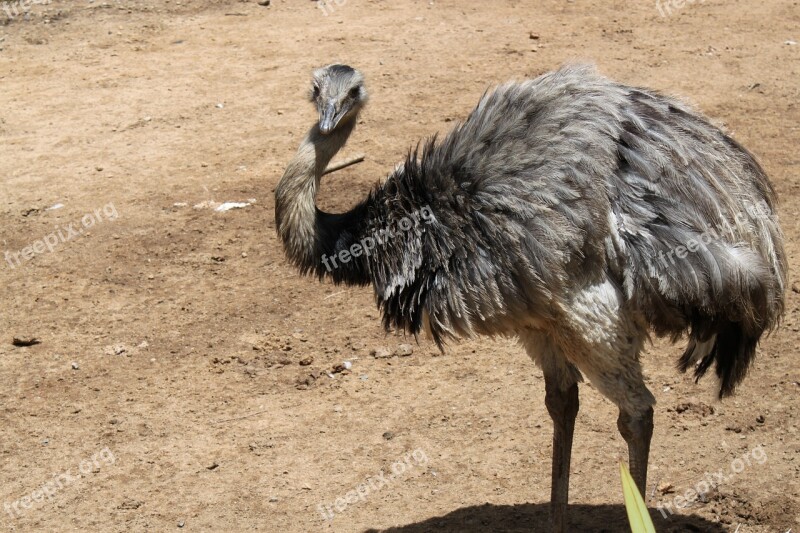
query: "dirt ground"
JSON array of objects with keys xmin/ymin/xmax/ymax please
[{"xmin": 0, "ymin": 0, "xmax": 798, "ymax": 532}]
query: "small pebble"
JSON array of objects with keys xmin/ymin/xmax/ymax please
[
  {"xmin": 178, "ymin": 520, "xmax": 185, "ymax": 528},
  {"xmin": 382, "ymin": 431, "xmax": 394, "ymax": 440},
  {"xmin": 71, "ymin": 362, "xmax": 80, "ymax": 370},
  {"xmin": 658, "ymin": 481, "xmax": 675, "ymax": 495},
  {"xmin": 371, "ymin": 346, "xmax": 391, "ymax": 359},
  {"xmin": 395, "ymin": 344, "xmax": 413, "ymax": 357},
  {"xmin": 258, "ymin": 0, "xmax": 270, "ymax": 5}
]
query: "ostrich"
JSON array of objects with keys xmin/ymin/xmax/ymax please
[{"xmin": 275, "ymin": 64, "xmax": 786, "ymax": 530}]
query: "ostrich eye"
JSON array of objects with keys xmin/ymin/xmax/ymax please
[
  {"xmin": 312, "ymin": 85, "xmax": 320, "ymax": 98},
  {"xmin": 349, "ymin": 86, "xmax": 360, "ymax": 98}
]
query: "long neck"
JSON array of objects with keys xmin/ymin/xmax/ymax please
[{"xmin": 275, "ymin": 120, "xmax": 368, "ymax": 281}]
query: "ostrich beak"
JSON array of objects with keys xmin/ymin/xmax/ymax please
[{"xmin": 319, "ymin": 103, "xmax": 337, "ymax": 134}]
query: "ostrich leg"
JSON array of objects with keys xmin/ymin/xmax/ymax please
[
  {"xmin": 544, "ymin": 372, "xmax": 579, "ymax": 533},
  {"xmin": 617, "ymin": 407, "xmax": 654, "ymax": 494}
]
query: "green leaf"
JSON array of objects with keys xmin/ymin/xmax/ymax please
[{"xmin": 620, "ymin": 461, "xmax": 656, "ymax": 533}]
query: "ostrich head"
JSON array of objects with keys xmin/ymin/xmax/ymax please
[{"xmin": 311, "ymin": 64, "xmax": 368, "ymax": 135}]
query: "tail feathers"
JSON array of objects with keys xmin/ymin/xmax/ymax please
[{"xmin": 678, "ymin": 321, "xmax": 759, "ymax": 398}]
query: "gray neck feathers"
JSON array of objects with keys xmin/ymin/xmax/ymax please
[{"xmin": 275, "ymin": 120, "xmax": 356, "ymax": 273}]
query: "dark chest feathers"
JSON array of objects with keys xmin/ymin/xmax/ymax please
[{"xmin": 360, "ymin": 170, "xmax": 600, "ymax": 347}]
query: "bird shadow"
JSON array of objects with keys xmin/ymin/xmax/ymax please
[{"xmin": 364, "ymin": 502, "xmax": 725, "ymax": 533}]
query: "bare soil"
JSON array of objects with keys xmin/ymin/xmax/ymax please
[{"xmin": 0, "ymin": 1, "xmax": 798, "ymax": 532}]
